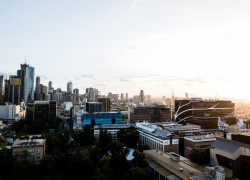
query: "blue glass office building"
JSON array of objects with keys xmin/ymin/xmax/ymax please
[
  {"xmin": 83, "ymin": 112, "xmax": 122, "ymax": 127},
  {"xmin": 20, "ymin": 63, "xmax": 35, "ymax": 103}
]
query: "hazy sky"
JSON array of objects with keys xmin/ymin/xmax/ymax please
[{"xmin": 1, "ymin": 0, "xmax": 250, "ymax": 99}]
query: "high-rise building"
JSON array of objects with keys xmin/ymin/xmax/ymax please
[
  {"xmin": 174, "ymin": 99, "xmax": 235, "ymax": 129},
  {"xmin": 112, "ymin": 94, "xmax": 119, "ymax": 102},
  {"xmin": 9, "ymin": 76, "xmax": 21, "ymax": 105},
  {"xmin": 36, "ymin": 84, "xmax": 48, "ymax": 100},
  {"xmin": 121, "ymin": 93, "xmax": 124, "ymax": 99},
  {"xmin": 0, "ymin": 75, "xmax": 6, "ymax": 105},
  {"xmin": 73, "ymin": 88, "xmax": 79, "ymax": 95},
  {"xmin": 36, "ymin": 76, "xmax": 40, "ymax": 87},
  {"xmin": 133, "ymin": 95, "xmax": 139, "ymax": 104},
  {"xmin": 139, "ymin": 90, "xmax": 144, "ymax": 103},
  {"xmin": 0, "ymin": 75, "xmax": 6, "ymax": 96},
  {"xmin": 129, "ymin": 105, "xmax": 171, "ymax": 123},
  {"xmin": 86, "ymin": 87, "xmax": 98, "ymax": 102},
  {"xmin": 48, "ymin": 81, "xmax": 53, "ymax": 91},
  {"xmin": 83, "ymin": 112, "xmax": 122, "ymax": 127},
  {"xmin": 26, "ymin": 100, "xmax": 56, "ymax": 121},
  {"xmin": 144, "ymin": 95, "xmax": 151, "ymax": 105},
  {"xmin": 67, "ymin": 81, "xmax": 73, "ymax": 94},
  {"xmin": 19, "ymin": 63, "xmax": 35, "ymax": 103},
  {"xmin": 126, "ymin": 93, "xmax": 128, "ymax": 99},
  {"xmin": 98, "ymin": 97, "xmax": 111, "ymax": 112},
  {"xmin": 98, "ymin": 91, "xmax": 101, "ymax": 96},
  {"xmin": 86, "ymin": 102, "xmax": 103, "ymax": 113}
]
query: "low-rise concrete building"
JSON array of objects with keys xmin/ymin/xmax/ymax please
[
  {"xmin": 94, "ymin": 124, "xmax": 135, "ymax": 140},
  {"xmin": 0, "ymin": 104, "xmax": 23, "ymax": 120},
  {"xmin": 162, "ymin": 123, "xmax": 201, "ymax": 136},
  {"xmin": 184, "ymin": 134, "xmax": 221, "ymax": 158},
  {"xmin": 12, "ymin": 139, "xmax": 46, "ymax": 164},
  {"xmin": 136, "ymin": 122, "xmax": 179, "ymax": 153},
  {"xmin": 210, "ymin": 137, "xmax": 250, "ymax": 179},
  {"xmin": 144, "ymin": 150, "xmax": 210, "ymax": 180}
]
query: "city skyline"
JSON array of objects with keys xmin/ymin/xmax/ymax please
[{"xmin": 1, "ymin": 1, "xmax": 250, "ymax": 99}]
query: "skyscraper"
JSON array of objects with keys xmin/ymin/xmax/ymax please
[
  {"xmin": 9, "ymin": 76, "xmax": 21, "ymax": 105},
  {"xmin": 19, "ymin": 63, "xmax": 35, "ymax": 103},
  {"xmin": 98, "ymin": 97, "xmax": 111, "ymax": 112},
  {"xmin": 67, "ymin": 81, "xmax": 73, "ymax": 94},
  {"xmin": 126, "ymin": 93, "xmax": 128, "ymax": 99},
  {"xmin": 139, "ymin": 90, "xmax": 144, "ymax": 103},
  {"xmin": 0, "ymin": 75, "xmax": 6, "ymax": 96},
  {"xmin": 86, "ymin": 87, "xmax": 98, "ymax": 102},
  {"xmin": 36, "ymin": 84, "xmax": 48, "ymax": 100},
  {"xmin": 48, "ymin": 81, "xmax": 53, "ymax": 91},
  {"xmin": 73, "ymin": 88, "xmax": 79, "ymax": 95},
  {"xmin": 36, "ymin": 76, "xmax": 40, "ymax": 87},
  {"xmin": 0, "ymin": 75, "xmax": 6, "ymax": 105},
  {"xmin": 121, "ymin": 93, "xmax": 124, "ymax": 99}
]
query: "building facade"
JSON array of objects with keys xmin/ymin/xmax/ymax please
[
  {"xmin": 67, "ymin": 81, "xmax": 73, "ymax": 94},
  {"xmin": 0, "ymin": 104, "xmax": 21, "ymax": 120},
  {"xmin": 136, "ymin": 123, "xmax": 179, "ymax": 153},
  {"xmin": 48, "ymin": 81, "xmax": 53, "ymax": 91},
  {"xmin": 86, "ymin": 87, "xmax": 98, "ymax": 102},
  {"xmin": 174, "ymin": 99, "xmax": 235, "ymax": 129},
  {"xmin": 86, "ymin": 102, "xmax": 103, "ymax": 113},
  {"xmin": 210, "ymin": 138, "xmax": 250, "ymax": 179},
  {"xmin": 26, "ymin": 101, "xmax": 56, "ymax": 121},
  {"xmin": 98, "ymin": 97, "xmax": 111, "ymax": 112},
  {"xmin": 94, "ymin": 124, "xmax": 135, "ymax": 140},
  {"xmin": 129, "ymin": 105, "xmax": 171, "ymax": 123},
  {"xmin": 9, "ymin": 76, "xmax": 22, "ymax": 105},
  {"xmin": 162, "ymin": 123, "xmax": 201, "ymax": 136},
  {"xmin": 83, "ymin": 112, "xmax": 122, "ymax": 127},
  {"xmin": 12, "ymin": 139, "xmax": 46, "ymax": 164},
  {"xmin": 19, "ymin": 63, "xmax": 35, "ymax": 103}
]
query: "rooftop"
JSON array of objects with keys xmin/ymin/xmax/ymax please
[
  {"xmin": 34, "ymin": 101, "xmax": 49, "ymax": 105},
  {"xmin": 184, "ymin": 135, "xmax": 217, "ymax": 142},
  {"xmin": 94, "ymin": 124, "xmax": 135, "ymax": 129},
  {"xmin": 211, "ymin": 137, "xmax": 250, "ymax": 153},
  {"xmin": 87, "ymin": 102, "xmax": 102, "ymax": 104},
  {"xmin": 144, "ymin": 150, "xmax": 210, "ymax": 180},
  {"xmin": 136, "ymin": 123, "xmax": 176, "ymax": 140},
  {"xmin": 12, "ymin": 139, "xmax": 46, "ymax": 148},
  {"xmin": 135, "ymin": 105, "xmax": 170, "ymax": 109}
]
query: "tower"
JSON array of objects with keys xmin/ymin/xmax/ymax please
[
  {"xmin": 67, "ymin": 81, "xmax": 73, "ymax": 94},
  {"xmin": 139, "ymin": 90, "xmax": 144, "ymax": 103},
  {"xmin": 36, "ymin": 76, "xmax": 40, "ymax": 87},
  {"xmin": 20, "ymin": 63, "xmax": 35, "ymax": 103},
  {"xmin": 48, "ymin": 81, "xmax": 53, "ymax": 91}
]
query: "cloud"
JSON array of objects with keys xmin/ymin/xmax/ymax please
[
  {"xmin": 93, "ymin": 83, "xmax": 107, "ymax": 87},
  {"xmin": 82, "ymin": 74, "xmax": 95, "ymax": 79},
  {"xmin": 120, "ymin": 78, "xmax": 131, "ymax": 82},
  {"xmin": 130, "ymin": 0, "xmax": 144, "ymax": 9},
  {"xmin": 75, "ymin": 77, "xmax": 80, "ymax": 80},
  {"xmin": 36, "ymin": 74, "xmax": 50, "ymax": 81},
  {"xmin": 128, "ymin": 33, "xmax": 167, "ymax": 51},
  {"xmin": 184, "ymin": 78, "xmax": 208, "ymax": 84},
  {"xmin": 121, "ymin": 12, "xmax": 127, "ymax": 17}
]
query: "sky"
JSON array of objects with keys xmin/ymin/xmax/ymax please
[{"xmin": 1, "ymin": 0, "xmax": 250, "ymax": 99}]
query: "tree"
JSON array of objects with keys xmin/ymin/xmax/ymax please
[
  {"xmin": 129, "ymin": 167, "xmax": 146, "ymax": 180},
  {"xmin": 117, "ymin": 126, "xmax": 139, "ymax": 148},
  {"xmin": 189, "ymin": 147, "xmax": 210, "ymax": 165},
  {"xmin": 109, "ymin": 141, "xmax": 129, "ymax": 180},
  {"xmin": 98, "ymin": 129, "xmax": 112, "ymax": 154},
  {"xmin": 131, "ymin": 150, "xmax": 148, "ymax": 168},
  {"xmin": 0, "ymin": 148, "xmax": 12, "ymax": 178}
]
